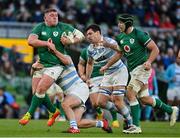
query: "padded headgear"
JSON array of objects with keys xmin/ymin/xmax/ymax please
[{"xmin": 118, "ymin": 14, "xmax": 134, "ymax": 31}]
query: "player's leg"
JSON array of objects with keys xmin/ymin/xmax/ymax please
[
  {"xmin": 140, "ymin": 86, "xmax": 178, "ymax": 127},
  {"xmin": 144, "ymin": 90, "xmax": 153, "ymax": 121},
  {"xmin": 63, "ymin": 82, "xmax": 89, "ymax": 133},
  {"xmin": 61, "ymin": 94, "xmax": 81, "ymax": 131},
  {"xmin": 110, "ymin": 95, "xmax": 119, "ymax": 128},
  {"xmin": 74, "ymin": 106, "xmax": 112, "ymax": 133},
  {"xmin": 89, "ymin": 93, "xmax": 103, "ymax": 119},
  {"xmin": 89, "ymin": 77, "xmax": 104, "ymax": 120},
  {"xmin": 19, "ymin": 71, "xmax": 43, "ymax": 125}
]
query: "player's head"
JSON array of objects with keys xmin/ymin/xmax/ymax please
[
  {"xmin": 85, "ymin": 24, "xmax": 102, "ymax": 44},
  {"xmin": 44, "ymin": 8, "xmax": 58, "ymax": 26},
  {"xmin": 118, "ymin": 14, "xmax": 134, "ymax": 33}
]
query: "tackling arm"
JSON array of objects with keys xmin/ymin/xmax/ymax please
[
  {"xmin": 100, "ymin": 51, "xmax": 123, "ymax": 72},
  {"xmin": 78, "ymin": 59, "xmax": 86, "ymax": 81},
  {"xmin": 27, "ymin": 34, "xmax": 51, "ymax": 48},
  {"xmin": 146, "ymin": 40, "xmax": 159, "ymax": 64},
  {"xmin": 86, "ymin": 58, "xmax": 94, "ymax": 80}
]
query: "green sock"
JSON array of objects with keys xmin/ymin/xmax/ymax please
[
  {"xmin": 154, "ymin": 98, "xmax": 173, "ymax": 114},
  {"xmin": 28, "ymin": 95, "xmax": 44, "ymax": 116},
  {"xmin": 43, "ymin": 94, "xmax": 56, "ymax": 113},
  {"xmin": 54, "ymin": 100, "xmax": 65, "ymax": 116},
  {"xmin": 110, "ymin": 110, "xmax": 117, "ymax": 121},
  {"xmin": 96, "ymin": 107, "xmax": 103, "ymax": 114},
  {"xmin": 59, "ymin": 102, "xmax": 65, "ymax": 116},
  {"xmin": 130, "ymin": 104, "xmax": 140, "ymax": 126}
]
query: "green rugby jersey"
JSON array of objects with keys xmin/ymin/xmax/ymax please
[
  {"xmin": 31, "ymin": 22, "xmax": 75, "ymax": 67},
  {"xmin": 79, "ymin": 48, "xmax": 103, "ymax": 78},
  {"xmin": 116, "ymin": 28, "xmax": 151, "ymax": 72}
]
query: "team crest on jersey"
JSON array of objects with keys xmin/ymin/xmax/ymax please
[
  {"xmin": 120, "ymin": 40, "xmax": 123, "ymax": 44},
  {"xmin": 124, "ymin": 45, "xmax": 130, "ymax": 52},
  {"xmin": 130, "ymin": 38, "xmax": 134, "ymax": 44},
  {"xmin": 53, "ymin": 31, "xmax": 58, "ymax": 37}
]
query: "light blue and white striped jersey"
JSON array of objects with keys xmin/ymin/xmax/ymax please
[
  {"xmin": 87, "ymin": 36, "xmax": 124, "ymax": 74},
  {"xmin": 57, "ymin": 62, "xmax": 83, "ymax": 93}
]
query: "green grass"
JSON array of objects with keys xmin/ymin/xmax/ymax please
[{"xmin": 0, "ymin": 119, "xmax": 180, "ymax": 137}]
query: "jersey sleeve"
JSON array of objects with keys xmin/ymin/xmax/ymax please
[
  {"xmin": 31, "ymin": 23, "xmax": 42, "ymax": 37},
  {"xmin": 137, "ymin": 30, "xmax": 151, "ymax": 46},
  {"xmin": 79, "ymin": 48, "xmax": 87, "ymax": 62},
  {"xmin": 87, "ymin": 46, "xmax": 94, "ymax": 59},
  {"xmin": 115, "ymin": 35, "xmax": 123, "ymax": 51}
]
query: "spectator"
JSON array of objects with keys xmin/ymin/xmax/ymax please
[{"xmin": 0, "ymin": 84, "xmax": 20, "ymax": 118}]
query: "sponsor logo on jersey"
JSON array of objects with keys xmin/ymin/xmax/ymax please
[
  {"xmin": 53, "ymin": 31, "xmax": 59, "ymax": 37},
  {"xmin": 124, "ymin": 45, "xmax": 130, "ymax": 52},
  {"xmin": 130, "ymin": 38, "xmax": 134, "ymax": 44},
  {"xmin": 41, "ymin": 31, "xmax": 47, "ymax": 35}
]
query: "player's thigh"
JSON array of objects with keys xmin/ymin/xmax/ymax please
[
  {"xmin": 62, "ymin": 94, "xmax": 82, "ymax": 108},
  {"xmin": 97, "ymin": 92, "xmax": 110, "ymax": 107},
  {"xmin": 112, "ymin": 66, "xmax": 128, "ymax": 86},
  {"xmin": 89, "ymin": 93, "xmax": 99, "ymax": 106},
  {"xmin": 68, "ymin": 82, "xmax": 89, "ymax": 104},
  {"xmin": 89, "ymin": 76, "xmax": 103, "ymax": 94},
  {"xmin": 32, "ymin": 69, "xmax": 43, "ymax": 94},
  {"xmin": 46, "ymin": 83, "xmax": 63, "ymax": 97},
  {"xmin": 74, "ymin": 106, "xmax": 86, "ymax": 122},
  {"xmin": 36, "ymin": 74, "xmax": 55, "ymax": 92},
  {"xmin": 130, "ymin": 64, "xmax": 152, "ymax": 85}
]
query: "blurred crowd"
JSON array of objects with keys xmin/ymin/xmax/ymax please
[
  {"xmin": 0, "ymin": 0, "xmax": 179, "ymax": 29},
  {"xmin": 0, "ymin": 0, "xmax": 179, "ymax": 121}
]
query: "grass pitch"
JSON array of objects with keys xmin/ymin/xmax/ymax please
[{"xmin": 0, "ymin": 119, "xmax": 179, "ymax": 137}]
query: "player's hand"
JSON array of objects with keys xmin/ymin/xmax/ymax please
[
  {"xmin": 86, "ymin": 79, "xmax": 92, "ymax": 87},
  {"xmin": 47, "ymin": 38, "xmax": 56, "ymax": 53},
  {"xmin": 80, "ymin": 74, "xmax": 87, "ymax": 82},
  {"xmin": 32, "ymin": 61, "xmax": 44, "ymax": 70},
  {"xmin": 143, "ymin": 61, "xmax": 151, "ymax": 70},
  {"xmin": 61, "ymin": 36, "xmax": 73, "ymax": 46},
  {"xmin": 100, "ymin": 65, "xmax": 108, "ymax": 73}
]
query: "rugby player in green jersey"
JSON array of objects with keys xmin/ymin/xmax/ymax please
[
  {"xmin": 78, "ymin": 48, "xmax": 120, "ymax": 128},
  {"xmin": 100, "ymin": 14, "xmax": 178, "ymax": 134},
  {"xmin": 19, "ymin": 8, "xmax": 84, "ymax": 126}
]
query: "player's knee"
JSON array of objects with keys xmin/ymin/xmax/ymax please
[
  {"xmin": 140, "ymin": 96, "xmax": 154, "ymax": 106},
  {"xmin": 97, "ymin": 100, "xmax": 106, "ymax": 108},
  {"xmin": 114, "ymin": 98, "xmax": 124, "ymax": 108},
  {"xmin": 61, "ymin": 102, "xmax": 69, "ymax": 110},
  {"xmin": 128, "ymin": 80, "xmax": 142, "ymax": 92}
]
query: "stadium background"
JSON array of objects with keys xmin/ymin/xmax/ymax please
[{"xmin": 0, "ymin": 0, "xmax": 179, "ymax": 122}]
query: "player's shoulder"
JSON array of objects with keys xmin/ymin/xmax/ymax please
[
  {"xmin": 33, "ymin": 22, "xmax": 45, "ymax": 28},
  {"xmin": 104, "ymin": 36, "xmax": 117, "ymax": 44},
  {"xmin": 81, "ymin": 47, "xmax": 88, "ymax": 53},
  {"xmin": 115, "ymin": 33, "xmax": 125, "ymax": 41},
  {"xmin": 58, "ymin": 22, "xmax": 73, "ymax": 29},
  {"xmin": 135, "ymin": 28, "xmax": 149, "ymax": 37}
]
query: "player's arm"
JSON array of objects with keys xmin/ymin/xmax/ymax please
[
  {"xmin": 86, "ymin": 57, "xmax": 94, "ymax": 81},
  {"xmin": 144, "ymin": 40, "xmax": 159, "ymax": 70},
  {"xmin": 103, "ymin": 40, "xmax": 121, "ymax": 52},
  {"xmin": 54, "ymin": 51, "xmax": 71, "ymax": 65},
  {"xmin": 100, "ymin": 51, "xmax": 123, "ymax": 73},
  {"xmin": 73, "ymin": 29, "xmax": 85, "ymax": 43},
  {"xmin": 28, "ymin": 34, "xmax": 52, "ymax": 48},
  {"xmin": 61, "ymin": 29, "xmax": 85, "ymax": 46},
  {"xmin": 78, "ymin": 59, "xmax": 86, "ymax": 81},
  {"xmin": 47, "ymin": 40, "xmax": 71, "ymax": 65}
]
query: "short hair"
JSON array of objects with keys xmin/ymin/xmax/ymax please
[
  {"xmin": 44, "ymin": 8, "xmax": 57, "ymax": 15},
  {"xmin": 85, "ymin": 24, "xmax": 101, "ymax": 34}
]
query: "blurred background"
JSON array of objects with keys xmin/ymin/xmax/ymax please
[{"xmin": 0, "ymin": 0, "xmax": 179, "ymax": 122}]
